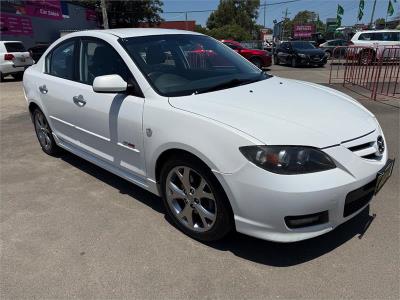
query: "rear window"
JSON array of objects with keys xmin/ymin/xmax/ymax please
[{"xmin": 4, "ymin": 42, "xmax": 26, "ymax": 52}]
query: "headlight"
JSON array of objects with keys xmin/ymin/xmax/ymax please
[
  {"xmin": 239, "ymin": 146, "xmax": 336, "ymax": 175},
  {"xmin": 298, "ymin": 53, "xmax": 307, "ymax": 58}
]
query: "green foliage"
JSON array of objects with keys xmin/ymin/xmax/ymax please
[
  {"xmin": 206, "ymin": 0, "xmax": 260, "ymax": 34},
  {"xmin": 375, "ymin": 18, "xmax": 385, "ymax": 25},
  {"xmin": 208, "ymin": 24, "xmax": 252, "ymax": 41},
  {"xmin": 281, "ymin": 10, "xmax": 326, "ymax": 39},
  {"xmin": 67, "ymin": 0, "xmax": 163, "ymax": 28}
]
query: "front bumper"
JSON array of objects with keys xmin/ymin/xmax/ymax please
[{"xmin": 214, "ymin": 130, "xmax": 389, "ymax": 242}]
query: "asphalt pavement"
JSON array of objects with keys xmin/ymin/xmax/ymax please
[{"xmin": 1, "ymin": 65, "xmax": 399, "ymax": 299}]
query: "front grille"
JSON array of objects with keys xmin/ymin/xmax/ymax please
[
  {"xmin": 343, "ymin": 179, "xmax": 376, "ymax": 217},
  {"xmin": 342, "ymin": 131, "xmax": 382, "ymax": 161}
]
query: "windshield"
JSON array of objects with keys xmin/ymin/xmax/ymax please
[
  {"xmin": 291, "ymin": 42, "xmax": 316, "ymax": 50},
  {"xmin": 120, "ymin": 34, "xmax": 270, "ymax": 97},
  {"xmin": 5, "ymin": 42, "xmax": 26, "ymax": 52}
]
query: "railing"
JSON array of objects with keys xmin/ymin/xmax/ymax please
[{"xmin": 329, "ymin": 45, "xmax": 400, "ymax": 100}]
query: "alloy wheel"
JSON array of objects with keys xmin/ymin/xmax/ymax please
[
  {"xmin": 165, "ymin": 166, "xmax": 217, "ymax": 232},
  {"xmin": 34, "ymin": 111, "xmax": 52, "ymax": 151}
]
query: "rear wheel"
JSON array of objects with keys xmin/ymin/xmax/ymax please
[
  {"xmin": 32, "ymin": 108, "xmax": 59, "ymax": 155},
  {"xmin": 160, "ymin": 155, "xmax": 234, "ymax": 241}
]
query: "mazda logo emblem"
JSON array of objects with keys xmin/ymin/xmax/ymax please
[{"xmin": 377, "ymin": 136, "xmax": 385, "ymax": 154}]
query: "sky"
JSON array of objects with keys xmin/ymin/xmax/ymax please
[{"xmin": 161, "ymin": 0, "xmax": 399, "ymax": 28}]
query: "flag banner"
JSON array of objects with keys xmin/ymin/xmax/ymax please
[
  {"xmin": 358, "ymin": 9, "xmax": 364, "ymax": 21},
  {"xmin": 337, "ymin": 4, "xmax": 344, "ymax": 15},
  {"xmin": 387, "ymin": 0, "xmax": 394, "ymax": 16},
  {"xmin": 336, "ymin": 14, "xmax": 342, "ymax": 26}
]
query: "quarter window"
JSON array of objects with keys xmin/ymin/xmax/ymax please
[
  {"xmin": 79, "ymin": 39, "xmax": 131, "ymax": 85},
  {"xmin": 47, "ymin": 40, "xmax": 75, "ymax": 80}
]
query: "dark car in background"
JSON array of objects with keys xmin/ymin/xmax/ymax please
[
  {"xmin": 221, "ymin": 40, "xmax": 272, "ymax": 68},
  {"xmin": 274, "ymin": 41, "xmax": 327, "ymax": 67},
  {"xmin": 319, "ymin": 39, "xmax": 352, "ymax": 59},
  {"xmin": 28, "ymin": 44, "xmax": 49, "ymax": 63}
]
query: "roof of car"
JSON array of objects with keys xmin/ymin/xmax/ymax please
[
  {"xmin": 82, "ymin": 28, "xmax": 202, "ymax": 38},
  {"xmin": 354, "ymin": 29, "xmax": 400, "ymax": 35}
]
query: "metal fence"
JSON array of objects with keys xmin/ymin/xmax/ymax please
[{"xmin": 329, "ymin": 46, "xmax": 400, "ymax": 101}]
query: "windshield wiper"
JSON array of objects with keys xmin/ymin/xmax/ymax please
[{"xmin": 195, "ymin": 78, "xmax": 256, "ymax": 95}]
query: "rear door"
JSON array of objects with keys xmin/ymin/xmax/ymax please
[{"xmin": 3, "ymin": 42, "xmax": 33, "ymax": 67}]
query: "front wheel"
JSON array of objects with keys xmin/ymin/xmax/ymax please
[
  {"xmin": 32, "ymin": 108, "xmax": 60, "ymax": 155},
  {"xmin": 250, "ymin": 57, "xmax": 262, "ymax": 69},
  {"xmin": 291, "ymin": 57, "xmax": 297, "ymax": 68},
  {"xmin": 274, "ymin": 55, "xmax": 280, "ymax": 65},
  {"xmin": 160, "ymin": 155, "xmax": 234, "ymax": 241}
]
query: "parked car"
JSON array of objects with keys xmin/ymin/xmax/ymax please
[
  {"xmin": 221, "ymin": 40, "xmax": 272, "ymax": 68},
  {"xmin": 28, "ymin": 44, "xmax": 50, "ymax": 63},
  {"xmin": 24, "ymin": 29, "xmax": 393, "ymax": 243},
  {"xmin": 0, "ymin": 41, "xmax": 33, "ymax": 81},
  {"xmin": 350, "ymin": 29, "xmax": 400, "ymax": 64},
  {"xmin": 274, "ymin": 41, "xmax": 327, "ymax": 67},
  {"xmin": 319, "ymin": 39, "xmax": 352, "ymax": 59}
]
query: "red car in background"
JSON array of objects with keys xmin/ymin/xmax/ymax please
[{"xmin": 221, "ymin": 40, "xmax": 272, "ymax": 68}]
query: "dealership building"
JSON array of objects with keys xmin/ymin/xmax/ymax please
[{"xmin": 0, "ymin": 0, "xmax": 98, "ymax": 48}]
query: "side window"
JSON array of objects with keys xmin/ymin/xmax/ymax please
[
  {"xmin": 47, "ymin": 40, "xmax": 75, "ymax": 80},
  {"xmin": 359, "ymin": 33, "xmax": 372, "ymax": 41},
  {"xmin": 225, "ymin": 43, "xmax": 239, "ymax": 50},
  {"xmin": 79, "ymin": 39, "xmax": 131, "ymax": 85}
]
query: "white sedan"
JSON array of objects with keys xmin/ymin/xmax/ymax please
[{"xmin": 23, "ymin": 29, "xmax": 394, "ymax": 242}]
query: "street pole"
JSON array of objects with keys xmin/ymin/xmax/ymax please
[
  {"xmin": 101, "ymin": 0, "xmax": 109, "ymax": 29},
  {"xmin": 369, "ymin": 0, "xmax": 377, "ymax": 28},
  {"xmin": 263, "ymin": 0, "xmax": 266, "ymax": 28}
]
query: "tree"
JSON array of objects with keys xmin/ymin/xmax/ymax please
[
  {"xmin": 67, "ymin": 0, "xmax": 163, "ymax": 28},
  {"xmin": 281, "ymin": 10, "xmax": 326, "ymax": 38},
  {"xmin": 206, "ymin": 0, "xmax": 260, "ymax": 35},
  {"xmin": 375, "ymin": 18, "xmax": 385, "ymax": 28},
  {"xmin": 208, "ymin": 24, "xmax": 252, "ymax": 40}
]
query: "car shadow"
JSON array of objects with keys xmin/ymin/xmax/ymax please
[
  {"xmin": 0, "ymin": 76, "xmax": 22, "ymax": 82},
  {"xmin": 59, "ymin": 151, "xmax": 375, "ymax": 267}
]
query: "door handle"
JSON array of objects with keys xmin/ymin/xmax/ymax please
[
  {"xmin": 73, "ymin": 95, "xmax": 86, "ymax": 107},
  {"xmin": 39, "ymin": 85, "xmax": 48, "ymax": 94}
]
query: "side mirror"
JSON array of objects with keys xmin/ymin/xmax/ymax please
[{"xmin": 93, "ymin": 74, "xmax": 127, "ymax": 93}]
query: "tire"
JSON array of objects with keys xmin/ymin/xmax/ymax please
[
  {"xmin": 291, "ymin": 57, "xmax": 297, "ymax": 68},
  {"xmin": 160, "ymin": 154, "xmax": 234, "ymax": 241},
  {"xmin": 250, "ymin": 57, "xmax": 262, "ymax": 69},
  {"xmin": 32, "ymin": 108, "xmax": 60, "ymax": 155},
  {"xmin": 359, "ymin": 50, "xmax": 375, "ymax": 65},
  {"xmin": 318, "ymin": 63, "xmax": 326, "ymax": 68},
  {"xmin": 0, "ymin": 72, "xmax": 4, "ymax": 82},
  {"xmin": 12, "ymin": 72, "xmax": 24, "ymax": 80},
  {"xmin": 274, "ymin": 55, "xmax": 280, "ymax": 65},
  {"xmin": 325, "ymin": 51, "xmax": 331, "ymax": 60}
]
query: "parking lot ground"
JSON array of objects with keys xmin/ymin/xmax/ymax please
[{"xmin": 1, "ymin": 66, "xmax": 399, "ymax": 299}]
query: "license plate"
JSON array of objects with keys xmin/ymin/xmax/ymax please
[
  {"xmin": 374, "ymin": 159, "xmax": 395, "ymax": 195},
  {"xmin": 20, "ymin": 57, "xmax": 26, "ymax": 62}
]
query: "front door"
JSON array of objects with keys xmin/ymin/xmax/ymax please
[{"xmin": 70, "ymin": 37, "xmax": 146, "ymax": 177}]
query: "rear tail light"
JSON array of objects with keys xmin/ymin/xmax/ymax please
[{"xmin": 4, "ymin": 53, "xmax": 14, "ymax": 60}]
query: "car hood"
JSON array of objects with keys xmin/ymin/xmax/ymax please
[
  {"xmin": 295, "ymin": 48, "xmax": 325, "ymax": 55},
  {"xmin": 168, "ymin": 77, "xmax": 377, "ymax": 148}
]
